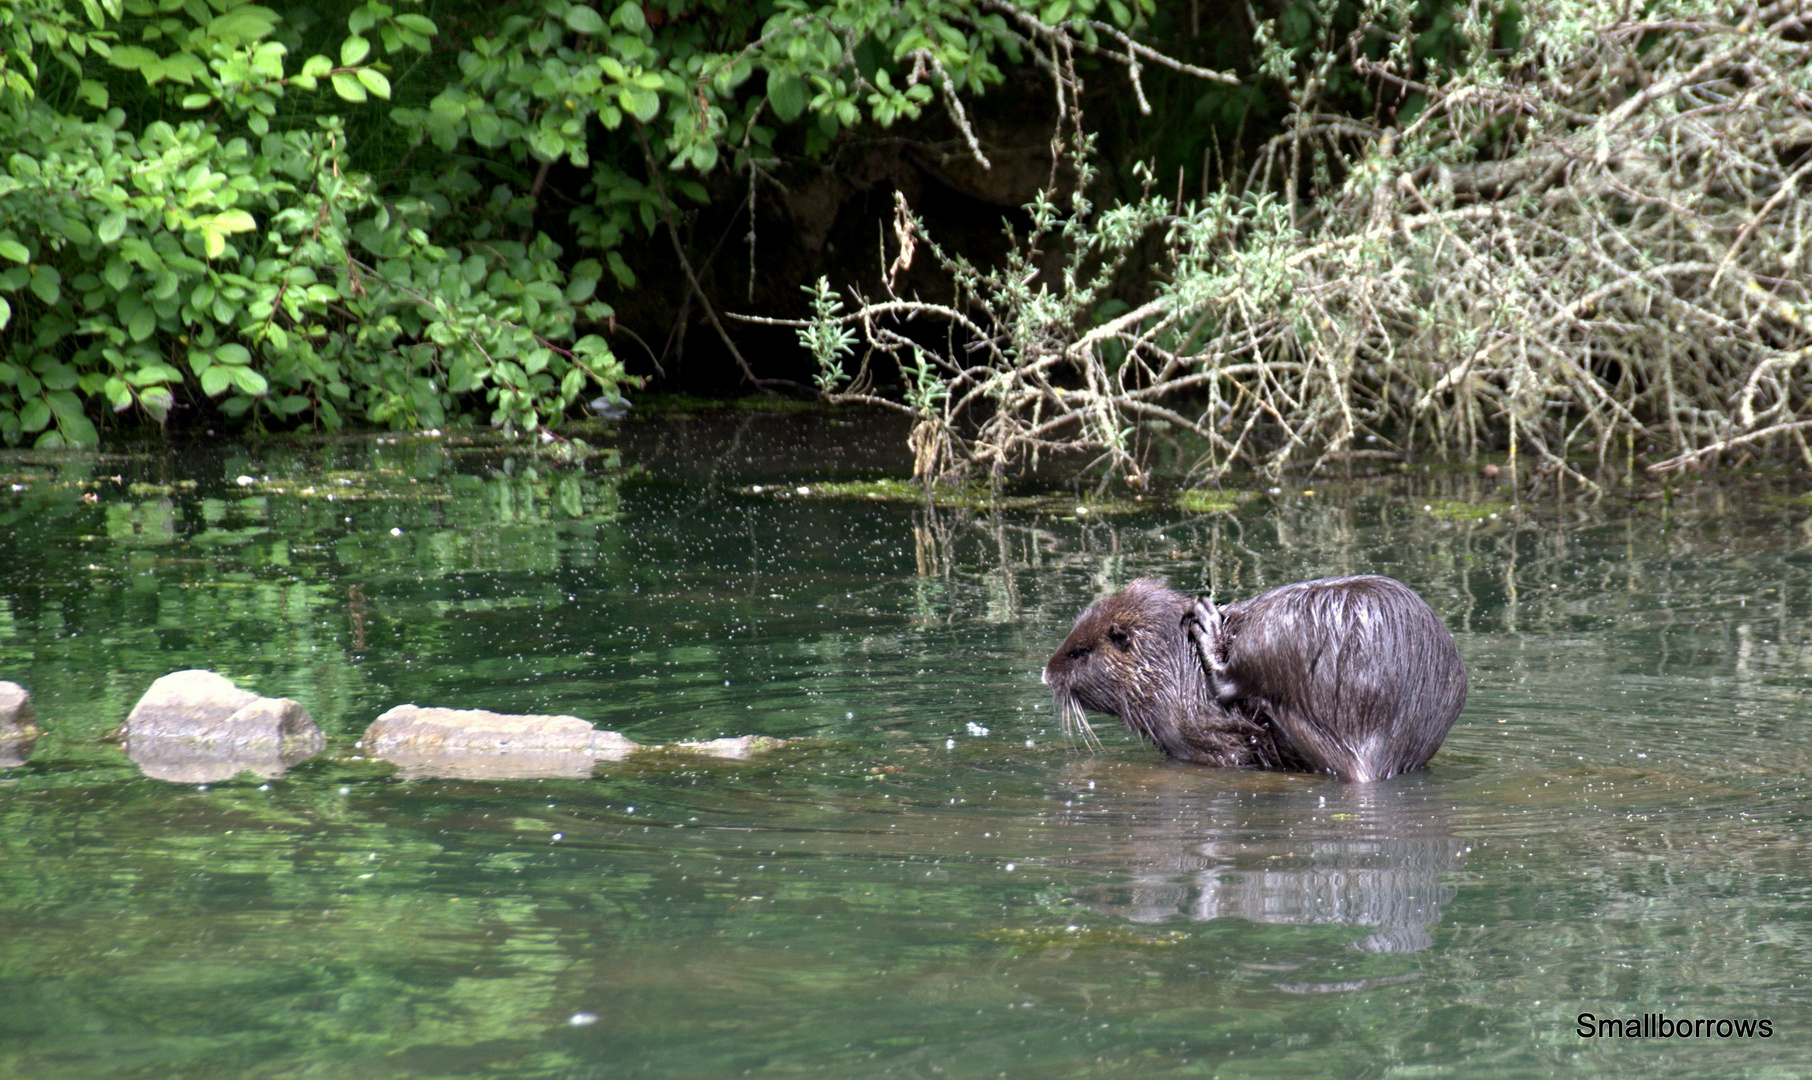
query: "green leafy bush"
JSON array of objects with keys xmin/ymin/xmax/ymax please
[
  {"xmin": 0, "ymin": 0, "xmax": 633, "ymax": 446},
  {"xmin": 1, "ymin": 0, "xmax": 1163, "ymax": 447}
]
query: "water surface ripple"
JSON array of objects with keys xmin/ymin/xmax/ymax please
[{"xmin": 0, "ymin": 417, "xmax": 1807, "ymax": 1079}]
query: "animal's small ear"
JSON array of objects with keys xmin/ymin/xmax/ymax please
[{"xmin": 1106, "ymin": 624, "xmax": 1132, "ymax": 649}]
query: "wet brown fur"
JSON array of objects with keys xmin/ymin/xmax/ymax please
[{"xmin": 1044, "ymin": 576, "xmax": 1467, "ymax": 782}]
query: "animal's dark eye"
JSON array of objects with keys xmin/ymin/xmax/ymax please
[
  {"xmin": 1107, "ymin": 627, "xmax": 1132, "ymax": 649},
  {"xmin": 1068, "ymin": 646, "xmax": 1092, "ymax": 661}
]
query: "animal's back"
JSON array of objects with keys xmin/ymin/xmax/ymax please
[{"xmin": 1217, "ymin": 575, "xmax": 1466, "ymax": 781}]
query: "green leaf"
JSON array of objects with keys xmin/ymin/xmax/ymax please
[
  {"xmin": 28, "ymin": 266, "xmax": 61, "ymax": 305},
  {"xmin": 200, "ymin": 365, "xmax": 234, "ymax": 397},
  {"xmin": 332, "ymin": 72, "xmax": 367, "ymax": 102},
  {"xmin": 469, "ymin": 112, "xmax": 503, "ymax": 146},
  {"xmin": 216, "ymin": 344, "xmax": 252, "ymax": 366},
  {"xmin": 161, "ymin": 53, "xmax": 206, "ymax": 85},
  {"xmin": 97, "ymin": 212, "xmax": 128, "ymax": 244},
  {"xmin": 180, "ymin": 93, "xmax": 211, "ymax": 109},
  {"xmin": 623, "ymin": 86, "xmax": 660, "ymax": 123},
  {"xmin": 213, "ymin": 210, "xmax": 257, "ymax": 234},
  {"xmin": 39, "ymin": 364, "xmax": 78, "ymax": 392},
  {"xmin": 356, "ymin": 68, "xmax": 391, "ymax": 99},
  {"xmin": 208, "ymin": 7, "xmax": 279, "ymax": 46},
  {"xmin": 106, "ymin": 377, "xmax": 134, "ymax": 411},
  {"xmin": 59, "ymin": 414, "xmax": 99, "ymax": 447},
  {"xmin": 341, "ymin": 35, "xmax": 372, "ymax": 66},
  {"xmin": 103, "ymin": 256, "xmax": 131, "ymax": 291},
  {"xmin": 0, "ymin": 239, "xmax": 28, "ymax": 264},
  {"xmin": 232, "ymin": 367, "xmax": 269, "ymax": 396},
  {"xmin": 46, "ymin": 390, "xmax": 82, "ymax": 422},
  {"xmin": 18, "ymin": 399, "xmax": 50, "ymax": 432},
  {"xmin": 140, "ymin": 386, "xmax": 174, "ymax": 423},
  {"xmin": 606, "ymin": 250, "xmax": 634, "ymax": 288},
  {"xmin": 301, "ymin": 54, "xmax": 333, "ymax": 78},
  {"xmin": 565, "ymin": 5, "xmax": 606, "ymax": 34},
  {"xmin": 767, "ymin": 73, "xmax": 806, "ymax": 122},
  {"xmin": 0, "ymin": 297, "xmax": 8, "ymax": 331},
  {"xmin": 126, "ymin": 362, "xmax": 183, "ymax": 386},
  {"xmin": 202, "ymin": 226, "xmax": 226, "ymax": 259},
  {"xmin": 612, "ymin": 2, "xmax": 645, "ymax": 32},
  {"xmin": 565, "ymin": 275, "xmax": 599, "ymax": 302},
  {"xmin": 395, "ymin": 14, "xmax": 438, "ymax": 35},
  {"xmin": 128, "ymin": 304, "xmax": 155, "ymax": 342},
  {"xmin": 108, "ymin": 44, "xmax": 158, "ymax": 71}
]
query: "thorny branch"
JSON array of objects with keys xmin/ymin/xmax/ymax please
[{"xmin": 777, "ymin": 0, "xmax": 1812, "ymax": 488}]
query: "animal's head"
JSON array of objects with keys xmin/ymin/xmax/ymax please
[{"xmin": 1043, "ymin": 579, "xmax": 1201, "ymax": 743}]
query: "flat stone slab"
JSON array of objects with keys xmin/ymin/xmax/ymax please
[
  {"xmin": 122, "ymin": 669, "xmax": 324, "ymax": 781},
  {"xmin": 363, "ymin": 705, "xmax": 638, "ymax": 761},
  {"xmin": 361, "ymin": 705, "xmax": 785, "ymax": 778}
]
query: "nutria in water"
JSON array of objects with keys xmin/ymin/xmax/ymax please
[{"xmin": 1043, "ymin": 576, "xmax": 1467, "ymax": 782}]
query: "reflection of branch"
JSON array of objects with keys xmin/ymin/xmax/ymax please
[{"xmin": 1648, "ymin": 419, "xmax": 1812, "ymax": 473}]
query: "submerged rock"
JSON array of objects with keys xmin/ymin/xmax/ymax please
[
  {"xmin": 122, "ymin": 669, "xmax": 324, "ymax": 782},
  {"xmin": 0, "ymin": 681, "xmax": 39, "ymax": 767},
  {"xmin": 669, "ymin": 735, "xmax": 787, "ymax": 760},
  {"xmin": 363, "ymin": 705, "xmax": 639, "ymax": 780}
]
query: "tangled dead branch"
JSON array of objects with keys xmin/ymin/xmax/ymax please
[{"xmin": 778, "ymin": 0, "xmax": 1812, "ymax": 486}]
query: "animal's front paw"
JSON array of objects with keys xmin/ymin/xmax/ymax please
[
  {"xmin": 1188, "ymin": 596, "xmax": 1226, "ymax": 668},
  {"xmin": 1189, "ymin": 596, "xmax": 1239, "ymax": 701}
]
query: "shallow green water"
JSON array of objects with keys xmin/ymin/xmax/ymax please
[{"xmin": 2, "ymin": 416, "xmax": 1809, "ymax": 1079}]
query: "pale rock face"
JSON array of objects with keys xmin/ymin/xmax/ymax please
[
  {"xmin": 122, "ymin": 669, "xmax": 324, "ymax": 782},
  {"xmin": 361, "ymin": 704, "xmax": 640, "ymax": 780}
]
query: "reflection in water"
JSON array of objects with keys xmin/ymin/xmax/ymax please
[
  {"xmin": 122, "ymin": 736, "xmax": 320, "ymax": 783},
  {"xmin": 1064, "ymin": 771, "xmax": 1464, "ymax": 953},
  {"xmin": 376, "ymin": 748, "xmax": 604, "ymax": 781},
  {"xmin": 0, "ymin": 734, "xmax": 33, "ymax": 768},
  {"xmin": 1, "ymin": 418, "xmax": 1810, "ymax": 1079}
]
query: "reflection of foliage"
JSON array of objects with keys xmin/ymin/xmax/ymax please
[{"xmin": 0, "ymin": 438, "xmax": 628, "ymax": 754}]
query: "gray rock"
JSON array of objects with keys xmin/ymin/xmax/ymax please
[
  {"xmin": 0, "ymin": 681, "xmax": 35, "ymax": 737},
  {"xmin": 363, "ymin": 705, "xmax": 637, "ymax": 779},
  {"xmin": 0, "ymin": 681, "xmax": 38, "ymax": 766},
  {"xmin": 122, "ymin": 669, "xmax": 324, "ymax": 782}
]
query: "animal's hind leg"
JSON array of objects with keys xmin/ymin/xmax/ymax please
[{"xmin": 1188, "ymin": 597, "xmax": 1239, "ymax": 701}]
